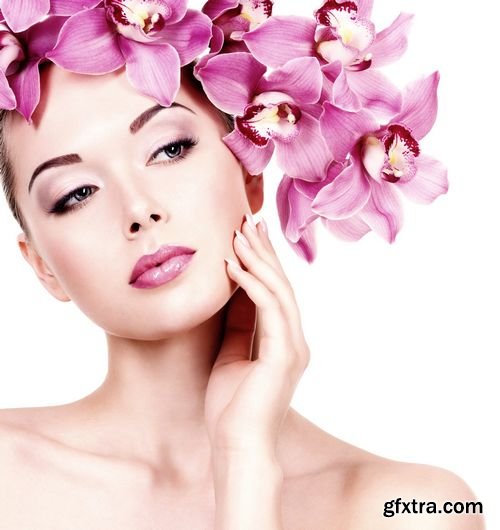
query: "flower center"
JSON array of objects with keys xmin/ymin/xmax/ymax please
[
  {"xmin": 314, "ymin": 0, "xmax": 375, "ymax": 70},
  {"xmin": 362, "ymin": 126, "xmax": 420, "ymax": 183},
  {"xmin": 240, "ymin": 0, "xmax": 273, "ymax": 29},
  {"xmin": 236, "ymin": 92, "xmax": 301, "ymax": 146},
  {"xmin": 105, "ymin": 0, "xmax": 167, "ymax": 35},
  {"xmin": 315, "ymin": 0, "xmax": 358, "ymax": 29},
  {"xmin": 383, "ymin": 124, "xmax": 420, "ymax": 179}
]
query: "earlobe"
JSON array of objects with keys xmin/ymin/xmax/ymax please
[
  {"xmin": 16, "ymin": 233, "xmax": 71, "ymax": 302},
  {"xmin": 244, "ymin": 171, "xmax": 264, "ymax": 214}
]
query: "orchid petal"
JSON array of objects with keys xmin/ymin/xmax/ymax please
[
  {"xmin": 0, "ymin": 72, "xmax": 16, "ymax": 110},
  {"xmin": 209, "ymin": 23, "xmax": 224, "ymax": 53},
  {"xmin": 25, "ymin": 15, "xmax": 67, "ymax": 58},
  {"xmin": 347, "ymin": 68, "xmax": 402, "ymax": 119},
  {"xmin": 289, "ymin": 222, "xmax": 317, "ymax": 263},
  {"xmin": 256, "ymin": 57, "xmax": 322, "ymax": 106},
  {"xmin": 320, "ymin": 101, "xmax": 378, "ymax": 162},
  {"xmin": 312, "ymin": 155, "xmax": 371, "ymax": 219},
  {"xmin": 49, "ymin": 0, "xmax": 101, "ymax": 16},
  {"xmin": 165, "ymin": 9, "xmax": 212, "ymax": 65},
  {"xmin": 197, "ymin": 52, "xmax": 266, "ymax": 114},
  {"xmin": 165, "ymin": 0, "xmax": 189, "ymax": 24},
  {"xmin": 243, "ymin": 16, "xmax": 316, "ymax": 68},
  {"xmin": 322, "ymin": 215, "xmax": 371, "ymax": 241},
  {"xmin": 47, "ymin": 9, "xmax": 125, "ymax": 74},
  {"xmin": 275, "ymin": 111, "xmax": 331, "ymax": 181},
  {"xmin": 1, "ymin": 0, "xmax": 50, "ymax": 33},
  {"xmin": 202, "ymin": 0, "xmax": 238, "ymax": 21},
  {"xmin": 396, "ymin": 154, "xmax": 448, "ymax": 204},
  {"xmin": 276, "ymin": 175, "xmax": 318, "ymax": 263},
  {"xmin": 119, "ymin": 37, "xmax": 180, "ymax": 107},
  {"xmin": 277, "ymin": 175, "xmax": 317, "ymax": 240},
  {"xmin": 392, "ymin": 71, "xmax": 440, "ymax": 140},
  {"xmin": 358, "ymin": 180, "xmax": 403, "ymax": 243},
  {"xmin": 356, "ymin": 0, "xmax": 374, "ymax": 19},
  {"xmin": 322, "ymin": 61, "xmax": 362, "ymax": 112},
  {"xmin": 370, "ymin": 12, "xmax": 413, "ymax": 68},
  {"xmin": 294, "ymin": 160, "xmax": 344, "ymax": 199},
  {"xmin": 223, "ymin": 129, "xmax": 274, "ymax": 175},
  {"xmin": 9, "ymin": 58, "xmax": 41, "ymax": 123}
]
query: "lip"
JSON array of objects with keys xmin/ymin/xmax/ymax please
[{"xmin": 129, "ymin": 245, "xmax": 196, "ymax": 288}]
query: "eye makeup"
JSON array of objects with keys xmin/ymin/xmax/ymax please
[{"xmin": 46, "ymin": 135, "xmax": 199, "ymax": 216}]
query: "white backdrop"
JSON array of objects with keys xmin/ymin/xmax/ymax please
[{"xmin": 0, "ymin": 0, "xmax": 498, "ymax": 527}]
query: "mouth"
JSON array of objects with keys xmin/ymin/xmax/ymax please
[{"xmin": 129, "ymin": 245, "xmax": 197, "ymax": 288}]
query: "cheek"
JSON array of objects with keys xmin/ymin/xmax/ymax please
[
  {"xmin": 191, "ymin": 147, "xmax": 249, "ymax": 229},
  {"xmin": 40, "ymin": 228, "xmax": 111, "ymax": 300},
  {"xmin": 28, "ymin": 149, "xmax": 249, "ymax": 339}
]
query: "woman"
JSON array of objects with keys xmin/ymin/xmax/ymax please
[{"xmin": 0, "ymin": 1, "xmax": 485, "ymax": 529}]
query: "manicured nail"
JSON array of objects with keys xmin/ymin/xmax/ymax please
[
  {"xmin": 245, "ymin": 213, "xmax": 257, "ymax": 232},
  {"xmin": 225, "ymin": 257, "xmax": 241, "ymax": 270},
  {"xmin": 235, "ymin": 229, "xmax": 250, "ymax": 247},
  {"xmin": 259, "ymin": 217, "xmax": 268, "ymax": 234}
]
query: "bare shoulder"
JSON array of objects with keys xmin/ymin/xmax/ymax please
[
  {"xmin": 283, "ymin": 410, "xmax": 485, "ymax": 530},
  {"xmin": 344, "ymin": 460, "xmax": 485, "ymax": 529},
  {"xmin": 0, "ymin": 407, "xmax": 55, "ymax": 466}
]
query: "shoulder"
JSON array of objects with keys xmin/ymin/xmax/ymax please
[
  {"xmin": 341, "ymin": 459, "xmax": 485, "ymax": 529},
  {"xmin": 0, "ymin": 406, "xmax": 72, "ymax": 473},
  {"xmin": 283, "ymin": 411, "xmax": 484, "ymax": 530}
]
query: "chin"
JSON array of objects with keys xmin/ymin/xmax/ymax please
[{"xmin": 87, "ymin": 268, "xmax": 236, "ymax": 340}]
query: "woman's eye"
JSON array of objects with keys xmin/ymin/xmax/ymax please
[
  {"xmin": 148, "ymin": 137, "xmax": 198, "ymax": 165},
  {"xmin": 49, "ymin": 185, "xmax": 97, "ymax": 215}
]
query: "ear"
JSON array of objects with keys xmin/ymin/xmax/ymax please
[
  {"xmin": 16, "ymin": 233, "xmax": 71, "ymax": 302},
  {"xmin": 243, "ymin": 170, "xmax": 264, "ymax": 214}
]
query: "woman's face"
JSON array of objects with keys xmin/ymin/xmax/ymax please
[{"xmin": 8, "ymin": 65, "xmax": 262, "ymax": 339}]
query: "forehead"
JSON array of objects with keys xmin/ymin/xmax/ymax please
[{"xmin": 7, "ymin": 64, "xmax": 218, "ymax": 175}]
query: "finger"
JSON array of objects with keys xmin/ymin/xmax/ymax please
[
  {"xmin": 214, "ymin": 287, "xmax": 256, "ymax": 367},
  {"xmin": 233, "ymin": 229, "xmax": 307, "ymax": 351},
  {"xmin": 234, "ymin": 230, "xmax": 296, "ymax": 322},
  {"xmin": 241, "ymin": 214, "xmax": 288, "ymax": 280},
  {"xmin": 225, "ymin": 258, "xmax": 288, "ymax": 347}
]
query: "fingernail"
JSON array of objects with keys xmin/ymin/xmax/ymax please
[
  {"xmin": 259, "ymin": 217, "xmax": 268, "ymax": 234},
  {"xmin": 235, "ymin": 229, "xmax": 250, "ymax": 247},
  {"xmin": 245, "ymin": 213, "xmax": 257, "ymax": 232},
  {"xmin": 224, "ymin": 257, "xmax": 241, "ymax": 270}
]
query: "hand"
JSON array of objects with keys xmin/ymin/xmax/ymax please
[{"xmin": 204, "ymin": 214, "xmax": 310, "ymax": 455}]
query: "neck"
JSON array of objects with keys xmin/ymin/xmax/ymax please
[{"xmin": 77, "ymin": 306, "xmax": 226, "ymax": 487}]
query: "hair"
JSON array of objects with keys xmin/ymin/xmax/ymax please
[
  {"xmin": 0, "ymin": 108, "xmax": 31, "ymax": 239},
  {"xmin": 0, "ymin": 61, "xmax": 234, "ymax": 242}
]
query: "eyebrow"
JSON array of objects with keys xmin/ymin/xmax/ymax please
[{"xmin": 28, "ymin": 102, "xmax": 196, "ymax": 193}]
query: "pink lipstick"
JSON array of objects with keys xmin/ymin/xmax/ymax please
[{"xmin": 129, "ymin": 245, "xmax": 196, "ymax": 289}]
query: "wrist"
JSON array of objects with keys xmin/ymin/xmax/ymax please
[
  {"xmin": 212, "ymin": 447, "xmax": 284, "ymax": 484},
  {"xmin": 211, "ymin": 450, "xmax": 284, "ymax": 530}
]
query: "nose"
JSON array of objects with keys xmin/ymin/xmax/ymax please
[
  {"xmin": 123, "ymin": 193, "xmax": 168, "ymax": 237},
  {"xmin": 129, "ymin": 212, "xmax": 164, "ymax": 234}
]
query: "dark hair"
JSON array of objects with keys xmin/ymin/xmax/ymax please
[
  {"xmin": 0, "ymin": 61, "xmax": 234, "ymax": 240},
  {"xmin": 0, "ymin": 109, "xmax": 31, "ymax": 238}
]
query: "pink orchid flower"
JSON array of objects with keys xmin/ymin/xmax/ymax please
[
  {"xmin": 0, "ymin": 17, "xmax": 67, "ymax": 122},
  {"xmin": 276, "ymin": 161, "xmax": 346, "ymax": 262},
  {"xmin": 202, "ymin": 0, "xmax": 273, "ymax": 54},
  {"xmin": 46, "ymin": 0, "xmax": 212, "ymax": 107},
  {"xmin": 243, "ymin": 0, "xmax": 413, "ymax": 118},
  {"xmin": 196, "ymin": 51, "xmax": 332, "ymax": 180},
  {"xmin": 311, "ymin": 72, "xmax": 448, "ymax": 243},
  {"xmin": 0, "ymin": 0, "xmax": 50, "ymax": 33},
  {"xmin": 49, "ymin": 0, "xmax": 102, "ymax": 16}
]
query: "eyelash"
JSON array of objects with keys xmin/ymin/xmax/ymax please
[{"xmin": 48, "ymin": 137, "xmax": 199, "ymax": 215}]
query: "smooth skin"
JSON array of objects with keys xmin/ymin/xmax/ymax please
[{"xmin": 0, "ymin": 64, "xmax": 485, "ymax": 529}]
